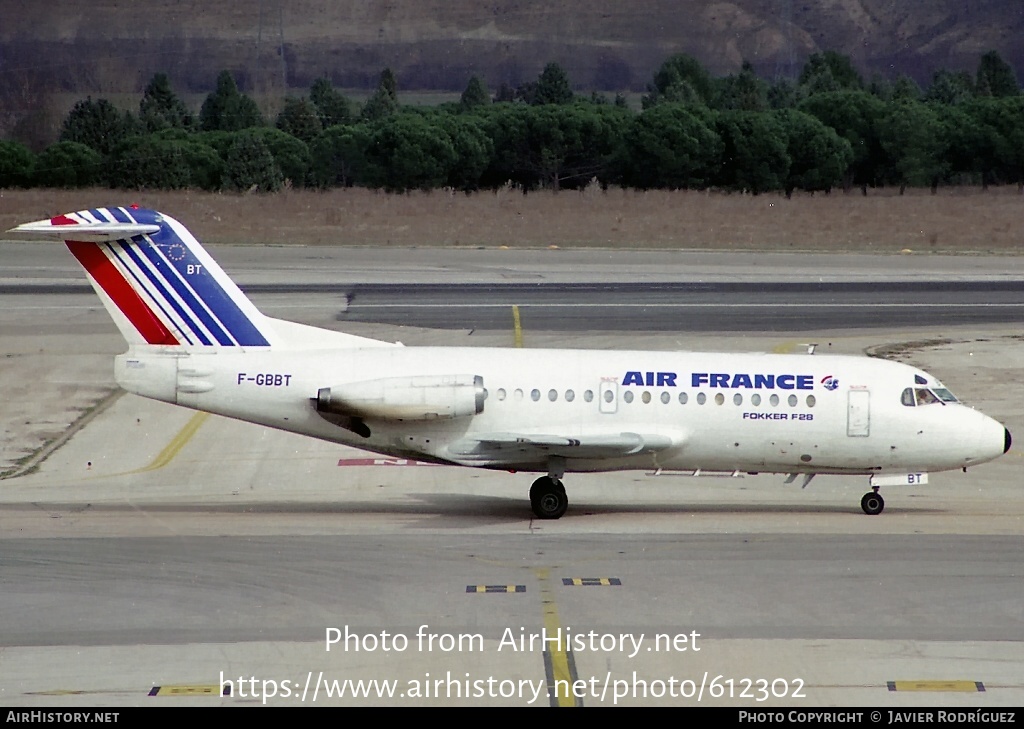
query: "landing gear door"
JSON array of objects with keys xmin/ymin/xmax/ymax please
[
  {"xmin": 599, "ymin": 378, "xmax": 618, "ymax": 414},
  {"xmin": 847, "ymin": 389, "xmax": 870, "ymax": 437}
]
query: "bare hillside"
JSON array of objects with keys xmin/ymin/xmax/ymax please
[{"xmin": 1, "ymin": 0, "xmax": 1021, "ymax": 97}]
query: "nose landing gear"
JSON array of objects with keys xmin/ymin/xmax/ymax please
[{"xmin": 860, "ymin": 487, "xmax": 885, "ymax": 515}]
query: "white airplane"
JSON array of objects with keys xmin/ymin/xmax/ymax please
[{"xmin": 10, "ymin": 206, "xmax": 1011, "ymax": 519}]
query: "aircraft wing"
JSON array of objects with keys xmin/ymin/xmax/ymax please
[{"xmin": 448, "ymin": 431, "xmax": 679, "ymax": 460}]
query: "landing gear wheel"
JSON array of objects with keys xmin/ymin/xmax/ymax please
[
  {"xmin": 530, "ymin": 476, "xmax": 568, "ymax": 520},
  {"xmin": 861, "ymin": 490, "xmax": 885, "ymax": 516}
]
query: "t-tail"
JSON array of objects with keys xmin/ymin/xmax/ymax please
[{"xmin": 10, "ymin": 206, "xmax": 389, "ymax": 352}]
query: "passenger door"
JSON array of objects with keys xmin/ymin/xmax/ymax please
[{"xmin": 847, "ymin": 389, "xmax": 870, "ymax": 437}]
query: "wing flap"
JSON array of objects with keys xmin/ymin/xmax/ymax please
[{"xmin": 449, "ymin": 431, "xmax": 678, "ymax": 460}]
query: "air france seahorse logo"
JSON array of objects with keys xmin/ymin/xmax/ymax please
[{"xmin": 821, "ymin": 375, "xmax": 839, "ymax": 391}]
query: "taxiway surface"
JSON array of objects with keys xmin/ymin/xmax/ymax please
[{"xmin": 1, "ymin": 244, "xmax": 1022, "ymax": 707}]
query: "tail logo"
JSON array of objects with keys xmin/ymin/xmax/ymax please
[
  {"xmin": 55, "ymin": 207, "xmax": 271, "ymax": 348},
  {"xmin": 163, "ymin": 242, "xmax": 188, "ymax": 261}
]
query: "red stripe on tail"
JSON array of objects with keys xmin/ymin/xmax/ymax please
[{"xmin": 66, "ymin": 241, "xmax": 179, "ymax": 346}]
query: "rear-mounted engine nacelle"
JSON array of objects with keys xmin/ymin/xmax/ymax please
[{"xmin": 316, "ymin": 374, "xmax": 484, "ymax": 421}]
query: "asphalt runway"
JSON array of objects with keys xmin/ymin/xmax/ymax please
[
  {"xmin": 6, "ymin": 241, "xmax": 1024, "ymax": 332},
  {"xmin": 1, "ymin": 243, "xmax": 1022, "ymax": 707},
  {"xmin": 332, "ymin": 281, "xmax": 1024, "ymax": 331},
  {"xmin": 10, "ymin": 281, "xmax": 1024, "ymax": 332}
]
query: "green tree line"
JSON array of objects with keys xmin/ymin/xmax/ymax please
[{"xmin": 1, "ymin": 51, "xmax": 1021, "ymax": 195}]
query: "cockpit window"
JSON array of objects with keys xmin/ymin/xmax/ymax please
[{"xmin": 903, "ymin": 386, "xmax": 958, "ymax": 407}]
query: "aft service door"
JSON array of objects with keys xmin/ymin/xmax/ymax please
[
  {"xmin": 847, "ymin": 390, "xmax": 870, "ymax": 437},
  {"xmin": 599, "ymin": 379, "xmax": 618, "ymax": 414}
]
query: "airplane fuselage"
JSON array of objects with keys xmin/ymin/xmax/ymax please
[{"xmin": 114, "ymin": 345, "xmax": 1007, "ymax": 477}]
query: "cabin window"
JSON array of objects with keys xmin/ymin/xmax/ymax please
[
  {"xmin": 531, "ymin": 389, "xmax": 540, "ymax": 402},
  {"xmin": 770, "ymin": 394, "xmax": 780, "ymax": 407},
  {"xmin": 733, "ymin": 393, "xmax": 743, "ymax": 406},
  {"xmin": 788, "ymin": 394, "xmax": 798, "ymax": 407},
  {"xmin": 482, "ymin": 388, "xmax": 489, "ymax": 400},
  {"xmin": 514, "ymin": 388, "xmax": 524, "ymax": 401},
  {"xmin": 696, "ymin": 393, "xmax": 706, "ymax": 405},
  {"xmin": 623, "ymin": 391, "xmax": 634, "ymax": 403},
  {"xmin": 584, "ymin": 390, "xmax": 594, "ymax": 403},
  {"xmin": 548, "ymin": 389, "xmax": 557, "ymax": 402},
  {"xmin": 496, "ymin": 388, "xmax": 506, "ymax": 401},
  {"xmin": 661, "ymin": 392, "xmax": 670, "ymax": 404},
  {"xmin": 714, "ymin": 393, "xmax": 725, "ymax": 405},
  {"xmin": 679, "ymin": 392, "xmax": 688, "ymax": 405},
  {"xmin": 565, "ymin": 389, "xmax": 575, "ymax": 402},
  {"xmin": 641, "ymin": 391, "xmax": 651, "ymax": 404},
  {"xmin": 806, "ymin": 395, "xmax": 816, "ymax": 407},
  {"xmin": 603, "ymin": 390, "xmax": 614, "ymax": 403},
  {"xmin": 751, "ymin": 393, "xmax": 761, "ymax": 406}
]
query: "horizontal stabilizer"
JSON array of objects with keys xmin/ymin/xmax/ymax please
[{"xmin": 9, "ymin": 219, "xmax": 160, "ymax": 242}]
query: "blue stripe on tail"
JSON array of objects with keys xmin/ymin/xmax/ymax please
[
  {"xmin": 102, "ymin": 207, "xmax": 270, "ymax": 347},
  {"xmin": 106, "ymin": 241, "xmax": 201, "ymax": 346}
]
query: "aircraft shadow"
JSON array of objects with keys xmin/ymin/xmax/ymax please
[{"xmin": 0, "ymin": 495, "xmax": 943, "ymax": 527}]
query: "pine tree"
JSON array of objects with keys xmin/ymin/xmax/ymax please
[
  {"xmin": 976, "ymin": 51, "xmax": 1019, "ymax": 98},
  {"xmin": 360, "ymin": 69, "xmax": 400, "ymax": 122},
  {"xmin": 310, "ymin": 78, "xmax": 352, "ymax": 128},
  {"xmin": 139, "ymin": 73, "xmax": 194, "ymax": 132},
  {"xmin": 60, "ymin": 97, "xmax": 138, "ymax": 156},
  {"xmin": 534, "ymin": 63, "xmax": 573, "ymax": 105},
  {"xmin": 276, "ymin": 97, "xmax": 322, "ymax": 145},
  {"xmin": 199, "ymin": 71, "xmax": 264, "ymax": 131},
  {"xmin": 224, "ymin": 130, "xmax": 282, "ymax": 192},
  {"xmin": 460, "ymin": 76, "xmax": 491, "ymax": 109},
  {"xmin": 0, "ymin": 140, "xmax": 34, "ymax": 187}
]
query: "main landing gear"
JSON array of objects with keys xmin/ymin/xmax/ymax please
[
  {"xmin": 530, "ymin": 476, "xmax": 568, "ymax": 519},
  {"xmin": 530, "ymin": 457, "xmax": 569, "ymax": 520},
  {"xmin": 860, "ymin": 487, "xmax": 885, "ymax": 516}
]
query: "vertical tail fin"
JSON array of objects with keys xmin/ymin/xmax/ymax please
[
  {"xmin": 13, "ymin": 206, "xmax": 275, "ymax": 348},
  {"xmin": 12, "ymin": 206, "xmax": 395, "ymax": 351}
]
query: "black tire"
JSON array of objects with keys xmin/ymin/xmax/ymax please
[
  {"xmin": 530, "ymin": 477, "xmax": 568, "ymax": 519},
  {"xmin": 861, "ymin": 491, "xmax": 885, "ymax": 516}
]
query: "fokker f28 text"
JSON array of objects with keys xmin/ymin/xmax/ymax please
[{"xmin": 10, "ymin": 207, "xmax": 1011, "ymax": 518}]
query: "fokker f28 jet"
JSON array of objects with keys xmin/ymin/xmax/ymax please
[{"xmin": 10, "ymin": 207, "xmax": 1011, "ymax": 519}]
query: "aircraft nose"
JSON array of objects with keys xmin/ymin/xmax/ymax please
[{"xmin": 967, "ymin": 414, "xmax": 1011, "ymax": 466}]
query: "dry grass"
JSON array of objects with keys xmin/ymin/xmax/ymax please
[{"xmin": 0, "ymin": 185, "xmax": 1021, "ymax": 253}]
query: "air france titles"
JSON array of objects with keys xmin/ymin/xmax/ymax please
[
  {"xmin": 621, "ymin": 371, "xmax": 814, "ymax": 390},
  {"xmin": 691, "ymin": 373, "xmax": 814, "ymax": 390}
]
